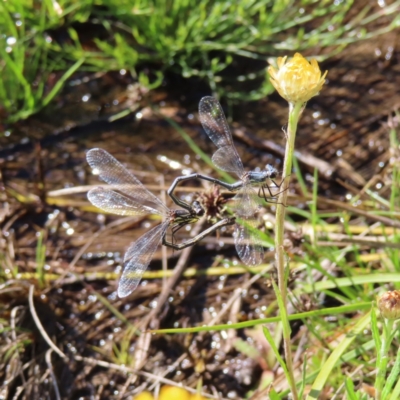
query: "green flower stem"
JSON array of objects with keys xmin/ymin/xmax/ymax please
[
  {"xmin": 375, "ymin": 318, "xmax": 395, "ymax": 400},
  {"xmin": 274, "ymin": 101, "xmax": 304, "ymax": 400}
]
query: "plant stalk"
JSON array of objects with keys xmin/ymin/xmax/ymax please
[{"xmin": 274, "ymin": 101, "xmax": 303, "ymax": 400}]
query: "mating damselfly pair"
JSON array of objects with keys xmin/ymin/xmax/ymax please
[{"xmin": 87, "ymin": 97, "xmax": 284, "ymax": 298}]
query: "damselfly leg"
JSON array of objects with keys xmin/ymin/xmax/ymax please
[{"xmin": 258, "ymin": 180, "xmax": 288, "ymax": 204}]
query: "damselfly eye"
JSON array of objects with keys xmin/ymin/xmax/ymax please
[
  {"xmin": 192, "ymin": 200, "xmax": 205, "ymax": 216},
  {"xmin": 266, "ymin": 164, "xmax": 278, "ymax": 178}
]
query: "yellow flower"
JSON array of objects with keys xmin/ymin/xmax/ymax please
[
  {"xmin": 159, "ymin": 386, "xmax": 191, "ymax": 400},
  {"xmin": 132, "ymin": 386, "xmax": 207, "ymax": 400},
  {"xmin": 377, "ymin": 290, "xmax": 400, "ymax": 320},
  {"xmin": 133, "ymin": 392, "xmax": 154, "ymax": 400},
  {"xmin": 268, "ymin": 53, "xmax": 327, "ymax": 105}
]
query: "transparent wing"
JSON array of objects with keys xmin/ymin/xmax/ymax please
[
  {"xmin": 199, "ymin": 97, "xmax": 244, "ymax": 177},
  {"xmin": 234, "ymin": 220, "xmax": 264, "ymax": 266},
  {"xmin": 232, "ymin": 183, "xmax": 262, "ymax": 219},
  {"xmin": 87, "ymin": 148, "xmax": 168, "ymax": 215},
  {"xmin": 88, "ymin": 187, "xmax": 164, "ymax": 216},
  {"xmin": 118, "ymin": 221, "xmax": 169, "ymax": 298}
]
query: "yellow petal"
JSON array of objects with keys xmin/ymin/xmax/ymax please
[
  {"xmin": 159, "ymin": 386, "xmax": 191, "ymax": 400},
  {"xmin": 268, "ymin": 53, "xmax": 327, "ymax": 105}
]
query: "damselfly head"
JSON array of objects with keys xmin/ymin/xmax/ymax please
[
  {"xmin": 265, "ymin": 164, "xmax": 278, "ymax": 179},
  {"xmin": 248, "ymin": 169, "xmax": 275, "ymax": 185},
  {"xmin": 191, "ymin": 200, "xmax": 205, "ymax": 217}
]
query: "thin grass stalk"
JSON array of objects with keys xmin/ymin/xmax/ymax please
[{"xmin": 274, "ymin": 101, "xmax": 304, "ymax": 400}]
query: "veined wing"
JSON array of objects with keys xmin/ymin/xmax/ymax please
[
  {"xmin": 232, "ymin": 183, "xmax": 262, "ymax": 219},
  {"xmin": 87, "ymin": 148, "xmax": 168, "ymax": 215},
  {"xmin": 234, "ymin": 219, "xmax": 264, "ymax": 266},
  {"xmin": 199, "ymin": 97, "xmax": 244, "ymax": 177},
  {"xmin": 118, "ymin": 221, "xmax": 169, "ymax": 297},
  {"xmin": 88, "ymin": 187, "xmax": 165, "ymax": 217}
]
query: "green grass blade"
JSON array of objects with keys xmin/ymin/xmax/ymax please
[
  {"xmin": 262, "ymin": 325, "xmax": 290, "ymax": 383},
  {"xmin": 35, "ymin": 231, "xmax": 46, "ymax": 289},
  {"xmin": 94, "ymin": 291, "xmax": 135, "ymax": 328},
  {"xmin": 42, "ymin": 57, "xmax": 85, "ymax": 108},
  {"xmin": 345, "ymin": 378, "xmax": 359, "ymax": 400},
  {"xmin": 271, "ymin": 279, "xmax": 291, "ymax": 353},
  {"xmin": 0, "ymin": 49, "xmax": 34, "ymax": 109},
  {"xmin": 269, "ymin": 388, "xmax": 281, "ymax": 400},
  {"xmin": 299, "ymin": 273, "xmax": 400, "ymax": 294},
  {"xmin": 305, "ymin": 311, "xmax": 371, "ymax": 400},
  {"xmin": 298, "ymin": 353, "xmax": 307, "ymax": 399},
  {"xmin": 151, "ymin": 302, "xmax": 372, "ymax": 334},
  {"xmin": 371, "ymin": 306, "xmax": 381, "ymax": 363},
  {"xmin": 389, "ymin": 367, "xmax": 400, "ymax": 400},
  {"xmin": 292, "ymin": 153, "xmax": 308, "ymax": 197},
  {"xmin": 382, "ymin": 345, "xmax": 400, "ymax": 399}
]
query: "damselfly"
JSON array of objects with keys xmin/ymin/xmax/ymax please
[
  {"xmin": 168, "ymin": 97, "xmax": 283, "ymax": 266},
  {"xmin": 86, "ymin": 148, "xmax": 235, "ymax": 298}
]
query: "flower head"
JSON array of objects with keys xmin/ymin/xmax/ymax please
[
  {"xmin": 268, "ymin": 53, "xmax": 327, "ymax": 105},
  {"xmin": 377, "ymin": 290, "xmax": 400, "ymax": 320},
  {"xmin": 133, "ymin": 387, "xmax": 207, "ymax": 400}
]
